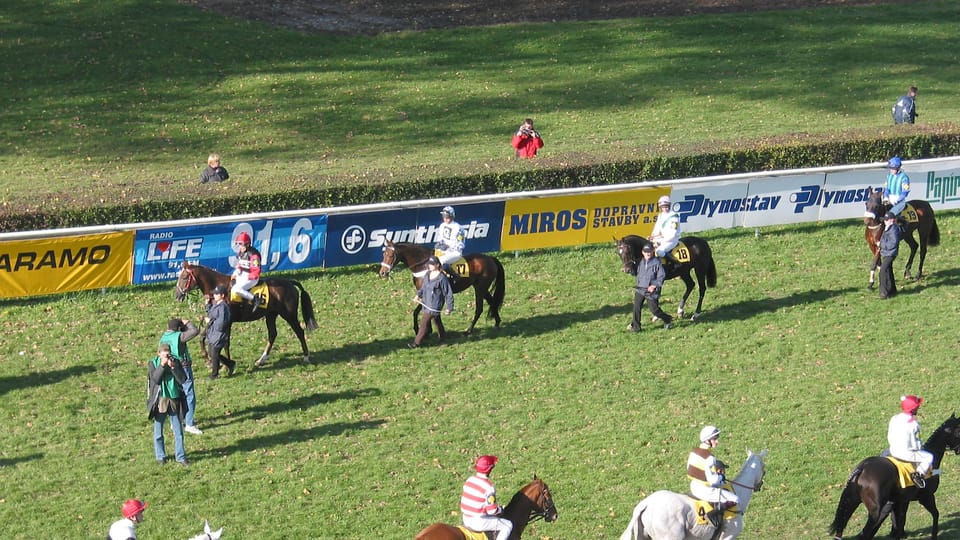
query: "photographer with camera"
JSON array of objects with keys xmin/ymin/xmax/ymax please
[
  {"xmin": 158, "ymin": 317, "xmax": 201, "ymax": 434},
  {"xmin": 511, "ymin": 118, "xmax": 543, "ymax": 158}
]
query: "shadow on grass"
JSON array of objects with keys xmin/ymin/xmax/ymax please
[
  {"xmin": 204, "ymin": 388, "xmax": 381, "ymax": 428},
  {"xmin": 692, "ymin": 287, "xmax": 861, "ymax": 323},
  {"xmin": 0, "ymin": 365, "xmax": 97, "ymax": 396},
  {"xmin": 0, "ymin": 453, "xmax": 44, "ymax": 467},
  {"xmin": 192, "ymin": 420, "xmax": 385, "ymax": 459}
]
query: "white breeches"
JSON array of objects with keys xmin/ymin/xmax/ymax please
[
  {"xmin": 891, "ymin": 449, "xmax": 934, "ymax": 475},
  {"xmin": 438, "ymin": 250, "xmax": 462, "ymax": 265},
  {"xmin": 462, "ymin": 515, "xmax": 513, "ymax": 540},
  {"xmin": 232, "ymin": 273, "xmax": 256, "ymax": 300},
  {"xmin": 655, "ymin": 238, "xmax": 679, "ymax": 258},
  {"xmin": 690, "ymin": 482, "xmax": 740, "ymax": 506}
]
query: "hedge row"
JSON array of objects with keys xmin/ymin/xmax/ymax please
[{"xmin": 7, "ymin": 131, "xmax": 960, "ymax": 232}]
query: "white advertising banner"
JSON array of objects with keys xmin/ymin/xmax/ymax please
[
  {"xmin": 670, "ymin": 180, "xmax": 750, "ymax": 232},
  {"xmin": 920, "ymin": 157, "xmax": 960, "ymax": 210},
  {"xmin": 816, "ymin": 170, "xmax": 879, "ymax": 222},
  {"xmin": 741, "ymin": 174, "xmax": 828, "ymax": 227}
]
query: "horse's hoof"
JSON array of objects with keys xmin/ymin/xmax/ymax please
[
  {"xmin": 690, "ymin": 312, "xmax": 701, "ymax": 321},
  {"xmin": 254, "ymin": 358, "xmax": 267, "ymax": 367},
  {"xmin": 301, "ymin": 356, "xmax": 312, "ymax": 365}
]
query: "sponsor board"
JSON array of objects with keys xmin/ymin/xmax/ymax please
[
  {"xmin": 921, "ymin": 158, "xmax": 960, "ymax": 209},
  {"xmin": 502, "ymin": 189, "xmax": 668, "ymax": 250},
  {"xmin": 325, "ymin": 202, "xmax": 504, "ymax": 267},
  {"xmin": 133, "ymin": 216, "xmax": 327, "ymax": 284},
  {"xmin": 0, "ymin": 232, "xmax": 133, "ymax": 298}
]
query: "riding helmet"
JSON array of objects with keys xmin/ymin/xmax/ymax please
[
  {"xmin": 699, "ymin": 425, "xmax": 721, "ymax": 443},
  {"xmin": 441, "ymin": 206, "xmax": 456, "ymax": 218},
  {"xmin": 887, "ymin": 156, "xmax": 902, "ymax": 169},
  {"xmin": 883, "ymin": 212, "xmax": 897, "ymax": 221},
  {"xmin": 641, "ymin": 244, "xmax": 655, "ymax": 254},
  {"xmin": 426, "ymin": 256, "xmax": 441, "ymax": 266},
  {"xmin": 235, "ymin": 231, "xmax": 252, "ymax": 245},
  {"xmin": 211, "ymin": 285, "xmax": 228, "ymax": 295},
  {"xmin": 900, "ymin": 395, "xmax": 923, "ymax": 414},
  {"xmin": 122, "ymin": 499, "xmax": 147, "ymax": 519},
  {"xmin": 475, "ymin": 455, "xmax": 498, "ymax": 473},
  {"xmin": 658, "ymin": 195, "xmax": 672, "ymax": 208}
]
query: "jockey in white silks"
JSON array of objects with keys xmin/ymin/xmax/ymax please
[
  {"xmin": 888, "ymin": 394, "xmax": 933, "ymax": 487},
  {"xmin": 687, "ymin": 425, "xmax": 740, "ymax": 527},
  {"xmin": 436, "ymin": 205, "xmax": 466, "ymax": 278},
  {"xmin": 650, "ymin": 195, "xmax": 680, "ymax": 263}
]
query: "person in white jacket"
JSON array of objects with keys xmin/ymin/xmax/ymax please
[
  {"xmin": 887, "ymin": 394, "xmax": 933, "ymax": 487},
  {"xmin": 650, "ymin": 195, "xmax": 680, "ymax": 265},
  {"xmin": 687, "ymin": 425, "xmax": 739, "ymax": 527}
]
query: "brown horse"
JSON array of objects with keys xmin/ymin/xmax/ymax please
[
  {"xmin": 864, "ymin": 189, "xmax": 940, "ymax": 288},
  {"xmin": 414, "ymin": 477, "xmax": 558, "ymax": 540},
  {"xmin": 379, "ymin": 240, "xmax": 505, "ymax": 334},
  {"xmin": 174, "ymin": 261, "xmax": 318, "ymax": 367}
]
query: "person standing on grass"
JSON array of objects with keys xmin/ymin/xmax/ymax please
[
  {"xmin": 878, "ymin": 211, "xmax": 901, "ymax": 299},
  {"xmin": 159, "ymin": 317, "xmax": 202, "ymax": 435},
  {"xmin": 204, "ymin": 285, "xmax": 235, "ymax": 379},
  {"xmin": 511, "ymin": 118, "xmax": 543, "ymax": 158},
  {"xmin": 408, "ymin": 256, "xmax": 453, "ymax": 349},
  {"xmin": 628, "ymin": 244, "xmax": 672, "ymax": 332},
  {"xmin": 147, "ymin": 343, "xmax": 189, "ymax": 467},
  {"xmin": 107, "ymin": 499, "xmax": 146, "ymax": 540},
  {"xmin": 200, "ymin": 153, "xmax": 229, "ymax": 183},
  {"xmin": 461, "ymin": 455, "xmax": 512, "ymax": 540},
  {"xmin": 892, "ymin": 86, "xmax": 918, "ymax": 125}
]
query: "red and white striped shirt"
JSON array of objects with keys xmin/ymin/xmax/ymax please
[{"xmin": 460, "ymin": 473, "xmax": 500, "ymax": 518}]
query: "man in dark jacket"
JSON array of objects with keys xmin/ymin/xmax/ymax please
[
  {"xmin": 629, "ymin": 244, "xmax": 673, "ymax": 332},
  {"xmin": 204, "ymin": 285, "xmax": 235, "ymax": 379},
  {"xmin": 878, "ymin": 212, "xmax": 901, "ymax": 299},
  {"xmin": 147, "ymin": 343, "xmax": 189, "ymax": 466},
  {"xmin": 892, "ymin": 86, "xmax": 918, "ymax": 124}
]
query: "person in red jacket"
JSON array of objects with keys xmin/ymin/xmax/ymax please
[{"xmin": 511, "ymin": 118, "xmax": 543, "ymax": 158}]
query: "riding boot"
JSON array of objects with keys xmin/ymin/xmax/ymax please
[
  {"xmin": 251, "ymin": 295, "xmax": 262, "ymax": 311},
  {"xmin": 442, "ymin": 264, "xmax": 460, "ymax": 281},
  {"xmin": 706, "ymin": 507, "xmax": 725, "ymax": 529},
  {"xmin": 911, "ymin": 471, "xmax": 926, "ymax": 488}
]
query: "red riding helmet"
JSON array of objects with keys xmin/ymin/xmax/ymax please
[
  {"xmin": 235, "ymin": 231, "xmax": 252, "ymax": 245},
  {"xmin": 475, "ymin": 455, "xmax": 498, "ymax": 474},
  {"xmin": 122, "ymin": 499, "xmax": 147, "ymax": 519},
  {"xmin": 901, "ymin": 395, "xmax": 923, "ymax": 414}
]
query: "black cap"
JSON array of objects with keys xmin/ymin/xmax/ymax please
[
  {"xmin": 641, "ymin": 244, "xmax": 654, "ymax": 253},
  {"xmin": 211, "ymin": 285, "xmax": 228, "ymax": 295}
]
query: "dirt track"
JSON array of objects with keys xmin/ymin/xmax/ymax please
[{"xmin": 181, "ymin": 0, "xmax": 911, "ymax": 35}]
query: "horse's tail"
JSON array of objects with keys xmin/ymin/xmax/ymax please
[
  {"xmin": 828, "ymin": 465, "xmax": 864, "ymax": 537},
  {"xmin": 705, "ymin": 249, "xmax": 717, "ymax": 288},
  {"xmin": 489, "ymin": 257, "xmax": 506, "ymax": 318},
  {"xmin": 292, "ymin": 280, "xmax": 319, "ymax": 331},
  {"xmin": 928, "ymin": 216, "xmax": 941, "ymax": 247},
  {"xmin": 619, "ymin": 499, "xmax": 647, "ymax": 540}
]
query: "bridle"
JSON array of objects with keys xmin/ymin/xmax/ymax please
[
  {"xmin": 176, "ymin": 266, "xmax": 198, "ymax": 297},
  {"xmin": 380, "ymin": 245, "xmax": 396, "ymax": 275},
  {"xmin": 525, "ymin": 482, "xmax": 558, "ymax": 524},
  {"xmin": 730, "ymin": 464, "xmax": 765, "ymax": 494}
]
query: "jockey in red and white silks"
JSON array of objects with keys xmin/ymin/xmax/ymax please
[
  {"xmin": 231, "ymin": 231, "xmax": 262, "ymax": 309},
  {"xmin": 461, "ymin": 455, "xmax": 512, "ymax": 540},
  {"xmin": 651, "ymin": 195, "xmax": 680, "ymax": 259},
  {"xmin": 888, "ymin": 395, "xmax": 933, "ymax": 478}
]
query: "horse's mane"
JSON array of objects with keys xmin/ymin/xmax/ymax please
[
  {"xmin": 504, "ymin": 478, "xmax": 544, "ymax": 511},
  {"xmin": 925, "ymin": 414, "xmax": 960, "ymax": 448}
]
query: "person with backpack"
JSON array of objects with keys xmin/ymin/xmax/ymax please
[{"xmin": 892, "ymin": 86, "xmax": 918, "ymax": 124}]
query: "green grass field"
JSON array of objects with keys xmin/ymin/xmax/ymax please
[
  {"xmin": 2, "ymin": 213, "xmax": 960, "ymax": 538},
  {"xmin": 2, "ymin": 1, "xmax": 960, "ymax": 214}
]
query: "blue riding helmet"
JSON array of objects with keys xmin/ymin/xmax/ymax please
[
  {"xmin": 440, "ymin": 206, "xmax": 455, "ymax": 218},
  {"xmin": 887, "ymin": 156, "xmax": 902, "ymax": 169}
]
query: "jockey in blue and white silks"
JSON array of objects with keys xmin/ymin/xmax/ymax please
[
  {"xmin": 650, "ymin": 195, "xmax": 680, "ymax": 259},
  {"xmin": 883, "ymin": 156, "xmax": 911, "ymax": 217}
]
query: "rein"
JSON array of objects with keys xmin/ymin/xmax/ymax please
[{"xmin": 176, "ymin": 267, "xmax": 197, "ymax": 297}]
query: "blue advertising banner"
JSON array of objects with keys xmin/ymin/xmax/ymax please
[
  {"xmin": 325, "ymin": 202, "xmax": 504, "ymax": 267},
  {"xmin": 133, "ymin": 215, "xmax": 327, "ymax": 284}
]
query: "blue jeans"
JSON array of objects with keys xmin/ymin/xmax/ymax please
[
  {"xmin": 153, "ymin": 411, "xmax": 187, "ymax": 463},
  {"xmin": 182, "ymin": 364, "xmax": 197, "ymax": 427}
]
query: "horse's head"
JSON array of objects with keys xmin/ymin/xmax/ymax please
[
  {"xmin": 175, "ymin": 262, "xmax": 199, "ymax": 302},
  {"xmin": 864, "ymin": 189, "xmax": 885, "ymax": 225},
  {"xmin": 615, "ymin": 236, "xmax": 642, "ymax": 276},
  {"xmin": 519, "ymin": 476, "xmax": 558, "ymax": 523},
  {"xmin": 934, "ymin": 414, "xmax": 960, "ymax": 455},
  {"xmin": 740, "ymin": 449, "xmax": 767, "ymax": 492},
  {"xmin": 186, "ymin": 520, "xmax": 223, "ymax": 540},
  {"xmin": 379, "ymin": 239, "xmax": 397, "ymax": 279}
]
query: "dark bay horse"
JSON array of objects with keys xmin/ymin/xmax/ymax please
[
  {"xmin": 615, "ymin": 235, "xmax": 717, "ymax": 319},
  {"xmin": 414, "ymin": 477, "xmax": 558, "ymax": 540},
  {"xmin": 379, "ymin": 240, "xmax": 505, "ymax": 334},
  {"xmin": 829, "ymin": 414, "xmax": 960, "ymax": 540},
  {"xmin": 864, "ymin": 189, "xmax": 939, "ymax": 288},
  {"xmin": 174, "ymin": 261, "xmax": 318, "ymax": 367}
]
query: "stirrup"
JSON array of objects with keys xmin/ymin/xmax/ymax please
[{"xmin": 911, "ymin": 472, "xmax": 926, "ymax": 488}]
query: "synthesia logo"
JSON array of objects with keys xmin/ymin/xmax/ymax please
[{"xmin": 341, "ymin": 226, "xmax": 367, "ymax": 254}]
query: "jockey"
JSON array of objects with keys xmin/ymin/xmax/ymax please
[
  {"xmin": 650, "ymin": 195, "xmax": 680, "ymax": 265},
  {"xmin": 887, "ymin": 394, "xmax": 933, "ymax": 488},
  {"xmin": 883, "ymin": 156, "xmax": 911, "ymax": 218},
  {"xmin": 461, "ymin": 455, "xmax": 512, "ymax": 540},
  {"xmin": 688, "ymin": 425, "xmax": 740, "ymax": 528},
  {"xmin": 436, "ymin": 206, "xmax": 466, "ymax": 279},
  {"xmin": 231, "ymin": 231, "xmax": 263, "ymax": 310}
]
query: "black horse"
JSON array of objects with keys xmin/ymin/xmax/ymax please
[
  {"xmin": 615, "ymin": 235, "xmax": 717, "ymax": 319},
  {"xmin": 829, "ymin": 414, "xmax": 960, "ymax": 540},
  {"xmin": 175, "ymin": 261, "xmax": 318, "ymax": 367},
  {"xmin": 864, "ymin": 189, "xmax": 940, "ymax": 288}
]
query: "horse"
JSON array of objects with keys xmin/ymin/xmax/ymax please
[
  {"xmin": 414, "ymin": 476, "xmax": 558, "ymax": 540},
  {"xmin": 863, "ymin": 189, "xmax": 940, "ymax": 288},
  {"xmin": 619, "ymin": 450, "xmax": 767, "ymax": 540},
  {"xmin": 379, "ymin": 240, "xmax": 505, "ymax": 335},
  {"xmin": 187, "ymin": 520, "xmax": 223, "ymax": 540},
  {"xmin": 829, "ymin": 414, "xmax": 960, "ymax": 540},
  {"xmin": 615, "ymin": 235, "xmax": 718, "ymax": 320},
  {"xmin": 174, "ymin": 261, "xmax": 318, "ymax": 367}
]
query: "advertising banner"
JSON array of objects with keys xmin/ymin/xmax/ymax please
[
  {"xmin": 133, "ymin": 215, "xmax": 327, "ymax": 284},
  {"xmin": 669, "ymin": 180, "xmax": 751, "ymax": 232},
  {"xmin": 742, "ymin": 174, "xmax": 829, "ymax": 227},
  {"xmin": 920, "ymin": 157, "xmax": 960, "ymax": 210},
  {"xmin": 501, "ymin": 188, "xmax": 668, "ymax": 250},
  {"xmin": 816, "ymin": 170, "xmax": 880, "ymax": 222},
  {"xmin": 325, "ymin": 202, "xmax": 504, "ymax": 267},
  {"xmin": 0, "ymin": 232, "xmax": 133, "ymax": 298}
]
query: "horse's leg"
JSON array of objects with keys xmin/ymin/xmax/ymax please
[
  {"xmin": 254, "ymin": 314, "xmax": 279, "ymax": 367},
  {"xmin": 868, "ymin": 253, "xmax": 880, "ymax": 290},
  {"xmin": 466, "ymin": 282, "xmax": 484, "ymax": 335},
  {"xmin": 691, "ymin": 269, "xmax": 707, "ymax": 320},
  {"xmin": 915, "ymin": 492, "xmax": 939, "ymax": 540},
  {"xmin": 901, "ymin": 233, "xmax": 919, "ymax": 281},
  {"xmin": 676, "ymin": 272, "xmax": 695, "ymax": 319},
  {"xmin": 412, "ymin": 304, "xmax": 423, "ymax": 335},
  {"xmin": 858, "ymin": 499, "xmax": 893, "ymax": 540},
  {"xmin": 280, "ymin": 311, "xmax": 311, "ymax": 364},
  {"xmin": 888, "ymin": 500, "xmax": 910, "ymax": 539}
]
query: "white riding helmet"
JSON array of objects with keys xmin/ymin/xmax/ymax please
[
  {"xmin": 658, "ymin": 195, "xmax": 672, "ymax": 208},
  {"xmin": 699, "ymin": 425, "xmax": 721, "ymax": 442},
  {"xmin": 441, "ymin": 206, "xmax": 456, "ymax": 218}
]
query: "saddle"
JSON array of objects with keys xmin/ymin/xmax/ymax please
[
  {"xmin": 433, "ymin": 250, "xmax": 471, "ymax": 280},
  {"xmin": 690, "ymin": 497, "xmax": 739, "ymax": 527},
  {"xmin": 454, "ymin": 526, "xmax": 494, "ymax": 540},
  {"xmin": 228, "ymin": 281, "xmax": 269, "ymax": 309},
  {"xmin": 884, "ymin": 456, "xmax": 930, "ymax": 489},
  {"xmin": 883, "ymin": 202, "xmax": 919, "ymax": 225}
]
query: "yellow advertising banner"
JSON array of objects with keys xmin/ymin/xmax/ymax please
[
  {"xmin": 0, "ymin": 232, "xmax": 133, "ymax": 298},
  {"xmin": 501, "ymin": 188, "xmax": 670, "ymax": 250}
]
